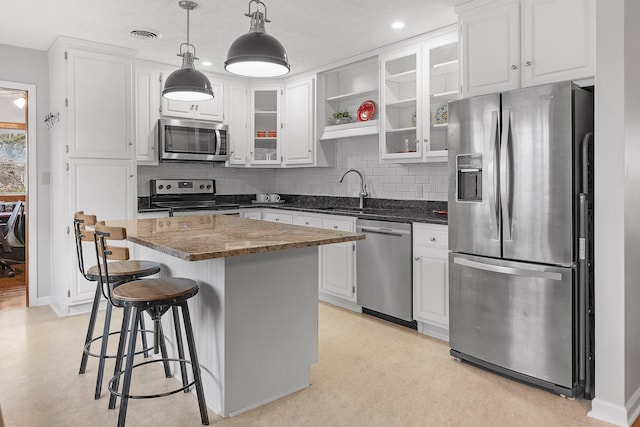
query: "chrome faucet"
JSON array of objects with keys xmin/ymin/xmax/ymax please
[{"xmin": 339, "ymin": 169, "xmax": 369, "ymax": 209}]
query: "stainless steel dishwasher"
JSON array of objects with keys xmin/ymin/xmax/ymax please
[{"xmin": 356, "ymin": 219, "xmax": 414, "ymax": 326}]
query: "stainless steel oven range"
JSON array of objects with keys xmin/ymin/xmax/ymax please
[{"xmin": 149, "ymin": 179, "xmax": 240, "ymax": 217}]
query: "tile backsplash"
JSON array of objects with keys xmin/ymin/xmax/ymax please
[{"xmin": 138, "ymin": 135, "xmax": 448, "ymax": 201}]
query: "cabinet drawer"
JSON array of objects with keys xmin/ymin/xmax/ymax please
[
  {"xmin": 263, "ymin": 211, "xmax": 293, "ymax": 224},
  {"xmin": 322, "ymin": 216, "xmax": 354, "ymax": 232},
  {"xmin": 294, "ymin": 214, "xmax": 323, "ymax": 228},
  {"xmin": 413, "ymin": 223, "xmax": 448, "ymax": 248}
]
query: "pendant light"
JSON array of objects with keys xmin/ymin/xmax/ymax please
[
  {"xmin": 162, "ymin": 1, "xmax": 213, "ymax": 101},
  {"xmin": 225, "ymin": 0, "xmax": 290, "ymax": 78}
]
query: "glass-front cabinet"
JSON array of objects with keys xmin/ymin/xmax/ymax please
[
  {"xmin": 250, "ymin": 87, "xmax": 281, "ymax": 165},
  {"xmin": 379, "ymin": 31, "xmax": 458, "ymax": 163}
]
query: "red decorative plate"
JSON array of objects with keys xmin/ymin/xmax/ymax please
[{"xmin": 357, "ymin": 100, "xmax": 376, "ymax": 122}]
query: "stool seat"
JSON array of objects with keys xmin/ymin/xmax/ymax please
[
  {"xmin": 112, "ymin": 278, "xmax": 199, "ymax": 306},
  {"xmin": 86, "ymin": 260, "xmax": 161, "ymax": 282}
]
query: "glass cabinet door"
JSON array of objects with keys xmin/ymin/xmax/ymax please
[
  {"xmin": 424, "ymin": 41, "xmax": 459, "ymax": 160},
  {"xmin": 380, "ymin": 48, "xmax": 422, "ymax": 160},
  {"xmin": 251, "ymin": 88, "xmax": 281, "ymax": 165}
]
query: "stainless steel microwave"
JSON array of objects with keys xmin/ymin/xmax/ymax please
[{"xmin": 158, "ymin": 118, "xmax": 228, "ymax": 162}]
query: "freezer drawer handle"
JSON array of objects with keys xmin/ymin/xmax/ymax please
[{"xmin": 453, "ymin": 257, "xmax": 563, "ymax": 281}]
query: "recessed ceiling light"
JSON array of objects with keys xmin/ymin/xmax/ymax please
[
  {"xmin": 392, "ymin": 21, "xmax": 405, "ymax": 30},
  {"xmin": 201, "ymin": 61, "xmax": 213, "ymax": 67},
  {"xmin": 130, "ymin": 29, "xmax": 161, "ymax": 40}
]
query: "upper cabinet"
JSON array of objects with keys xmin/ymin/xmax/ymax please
[
  {"xmin": 379, "ymin": 30, "xmax": 459, "ymax": 163},
  {"xmin": 65, "ymin": 47, "xmax": 134, "ymax": 159},
  {"xmin": 227, "ymin": 84, "xmax": 250, "ymax": 166},
  {"xmin": 249, "ymin": 86, "xmax": 282, "ymax": 166},
  {"xmin": 283, "ymin": 77, "xmax": 315, "ymax": 166},
  {"xmin": 457, "ymin": 0, "xmax": 595, "ymax": 98},
  {"xmin": 135, "ymin": 61, "xmax": 161, "ymax": 165},
  {"xmin": 160, "ymin": 74, "xmax": 224, "ymax": 122},
  {"xmin": 318, "ymin": 57, "xmax": 379, "ymax": 141}
]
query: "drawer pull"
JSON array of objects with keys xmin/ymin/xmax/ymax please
[
  {"xmin": 305, "ymin": 221, "xmax": 309, "ymax": 225},
  {"xmin": 333, "ymin": 225, "xmax": 338, "ymax": 229},
  {"xmin": 415, "ymin": 257, "xmax": 420, "ymax": 261},
  {"xmin": 430, "ymin": 237, "xmax": 437, "ymax": 242}
]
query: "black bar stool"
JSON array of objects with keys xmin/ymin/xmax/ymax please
[
  {"xmin": 74, "ymin": 212, "xmax": 161, "ymax": 399},
  {"xmin": 93, "ymin": 224, "xmax": 209, "ymax": 427}
]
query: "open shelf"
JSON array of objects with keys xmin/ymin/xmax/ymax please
[
  {"xmin": 386, "ymin": 70, "xmax": 417, "ymax": 84},
  {"xmin": 320, "ymin": 119, "xmax": 379, "ymax": 140},
  {"xmin": 326, "ymin": 88, "xmax": 377, "ymax": 103}
]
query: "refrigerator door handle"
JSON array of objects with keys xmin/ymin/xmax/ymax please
[
  {"xmin": 488, "ymin": 110, "xmax": 500, "ymax": 241},
  {"xmin": 500, "ymin": 109, "xmax": 512, "ymax": 241},
  {"xmin": 453, "ymin": 257, "xmax": 563, "ymax": 281}
]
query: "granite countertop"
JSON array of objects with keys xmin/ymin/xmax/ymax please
[
  {"xmin": 138, "ymin": 194, "xmax": 448, "ymax": 225},
  {"xmin": 107, "ymin": 215, "xmax": 364, "ymax": 262}
]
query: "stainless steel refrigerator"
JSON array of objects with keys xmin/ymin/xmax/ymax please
[{"xmin": 447, "ymin": 81, "xmax": 594, "ymax": 398}]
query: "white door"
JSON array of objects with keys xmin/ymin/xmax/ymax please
[
  {"xmin": 193, "ymin": 81, "xmax": 223, "ymax": 121},
  {"xmin": 283, "ymin": 77, "xmax": 315, "ymax": 166},
  {"xmin": 413, "ymin": 254, "xmax": 448, "ymax": 326},
  {"xmin": 227, "ymin": 85, "xmax": 249, "ymax": 166},
  {"xmin": 67, "ymin": 158, "xmax": 134, "ymax": 303},
  {"xmin": 320, "ymin": 242, "xmax": 356, "ymax": 300},
  {"xmin": 460, "ymin": 0, "xmax": 520, "ymax": 97},
  {"xmin": 520, "ymin": 0, "xmax": 595, "ymax": 87},
  {"xmin": 66, "ymin": 48, "xmax": 133, "ymax": 159}
]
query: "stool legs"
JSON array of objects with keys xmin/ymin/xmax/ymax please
[
  {"xmin": 172, "ymin": 306, "xmax": 189, "ymax": 391},
  {"xmin": 181, "ymin": 302, "xmax": 209, "ymax": 425},
  {"xmin": 95, "ymin": 300, "xmax": 114, "ymax": 399},
  {"xmin": 117, "ymin": 307, "xmax": 140, "ymax": 427},
  {"xmin": 109, "ymin": 306, "xmax": 131, "ymax": 410},
  {"xmin": 79, "ymin": 281, "xmax": 103, "ymax": 374}
]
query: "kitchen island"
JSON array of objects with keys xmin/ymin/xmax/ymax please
[{"xmin": 106, "ymin": 214, "xmax": 364, "ymax": 417}]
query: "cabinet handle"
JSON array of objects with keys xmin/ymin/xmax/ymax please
[
  {"xmin": 525, "ymin": 61, "xmax": 532, "ymax": 67},
  {"xmin": 129, "ymin": 141, "xmax": 133, "ymax": 146},
  {"xmin": 430, "ymin": 237, "xmax": 437, "ymax": 242},
  {"xmin": 275, "ymin": 218, "xmax": 280, "ymax": 222},
  {"xmin": 415, "ymin": 256, "xmax": 420, "ymax": 261},
  {"xmin": 190, "ymin": 105, "xmax": 195, "ymax": 110},
  {"xmin": 511, "ymin": 64, "xmax": 518, "ymax": 70},
  {"xmin": 305, "ymin": 221, "xmax": 310, "ymax": 225},
  {"xmin": 195, "ymin": 105, "xmax": 199, "ymax": 111},
  {"xmin": 333, "ymin": 225, "xmax": 338, "ymax": 229}
]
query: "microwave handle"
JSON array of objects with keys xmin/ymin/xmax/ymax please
[{"xmin": 215, "ymin": 129, "xmax": 222, "ymax": 156}]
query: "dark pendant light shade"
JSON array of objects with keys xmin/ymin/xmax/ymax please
[
  {"xmin": 225, "ymin": 0, "xmax": 290, "ymax": 78},
  {"xmin": 163, "ymin": 1, "xmax": 214, "ymax": 101}
]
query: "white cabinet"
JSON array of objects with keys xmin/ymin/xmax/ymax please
[
  {"xmin": 320, "ymin": 216, "xmax": 357, "ymax": 304},
  {"xmin": 241, "ymin": 208, "xmax": 262, "ymax": 220},
  {"xmin": 49, "ymin": 37, "xmax": 136, "ymax": 314},
  {"xmin": 135, "ymin": 62, "xmax": 161, "ymax": 165},
  {"xmin": 161, "ymin": 77, "xmax": 224, "ymax": 122},
  {"xmin": 457, "ymin": 0, "xmax": 595, "ymax": 97},
  {"xmin": 283, "ymin": 77, "xmax": 315, "ymax": 166},
  {"xmin": 318, "ymin": 57, "xmax": 379, "ymax": 141},
  {"xmin": 262, "ymin": 209, "xmax": 293, "ymax": 224},
  {"xmin": 412, "ymin": 223, "xmax": 449, "ymax": 341},
  {"xmin": 249, "ymin": 86, "xmax": 282, "ymax": 165},
  {"xmin": 293, "ymin": 213, "xmax": 323, "ymax": 228},
  {"xmin": 227, "ymin": 84, "xmax": 250, "ymax": 166},
  {"xmin": 379, "ymin": 30, "xmax": 459, "ymax": 163},
  {"xmin": 65, "ymin": 48, "xmax": 133, "ymax": 159}
]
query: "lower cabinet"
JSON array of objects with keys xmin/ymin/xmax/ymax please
[
  {"xmin": 241, "ymin": 208, "xmax": 263, "ymax": 220},
  {"xmin": 412, "ymin": 222, "xmax": 449, "ymax": 341},
  {"xmin": 262, "ymin": 209, "xmax": 359, "ymax": 311}
]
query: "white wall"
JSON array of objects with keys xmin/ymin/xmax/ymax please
[
  {"xmin": 139, "ymin": 135, "xmax": 449, "ymax": 201},
  {"xmin": 591, "ymin": 1, "xmax": 640, "ymax": 425},
  {"xmin": 0, "ymin": 44, "xmax": 51, "ymax": 303}
]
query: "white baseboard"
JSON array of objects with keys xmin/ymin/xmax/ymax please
[
  {"xmin": 318, "ymin": 293, "xmax": 361, "ymax": 313},
  {"xmin": 589, "ymin": 397, "xmax": 629, "ymax": 426},
  {"xmin": 626, "ymin": 385, "xmax": 640, "ymax": 427},
  {"xmin": 34, "ymin": 296, "xmax": 52, "ymax": 308},
  {"xmin": 416, "ymin": 321, "xmax": 449, "ymax": 342}
]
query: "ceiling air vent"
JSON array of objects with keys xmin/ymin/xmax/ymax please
[{"xmin": 130, "ymin": 29, "xmax": 160, "ymax": 40}]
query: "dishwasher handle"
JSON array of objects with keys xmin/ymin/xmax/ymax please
[{"xmin": 357, "ymin": 226, "xmax": 411, "ymax": 237}]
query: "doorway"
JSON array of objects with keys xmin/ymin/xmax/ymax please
[{"xmin": 0, "ymin": 83, "xmax": 34, "ymax": 310}]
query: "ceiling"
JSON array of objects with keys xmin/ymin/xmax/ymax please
[{"xmin": 0, "ymin": 0, "xmax": 459, "ymax": 77}]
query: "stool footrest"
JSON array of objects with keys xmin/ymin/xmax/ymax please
[
  {"xmin": 108, "ymin": 358, "xmax": 195, "ymax": 400},
  {"xmin": 82, "ymin": 329, "xmax": 154, "ymax": 360}
]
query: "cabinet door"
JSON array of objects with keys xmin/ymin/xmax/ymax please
[
  {"xmin": 283, "ymin": 78, "xmax": 315, "ymax": 166},
  {"xmin": 250, "ymin": 87, "xmax": 281, "ymax": 165},
  {"xmin": 521, "ymin": 0, "xmax": 595, "ymax": 87},
  {"xmin": 67, "ymin": 158, "xmax": 134, "ymax": 303},
  {"xmin": 460, "ymin": 0, "xmax": 520, "ymax": 97},
  {"xmin": 320, "ymin": 241, "xmax": 356, "ymax": 301},
  {"xmin": 413, "ymin": 253, "xmax": 449, "ymax": 326},
  {"xmin": 241, "ymin": 209, "xmax": 262, "ymax": 220},
  {"xmin": 227, "ymin": 85, "xmax": 249, "ymax": 166},
  {"xmin": 262, "ymin": 210, "xmax": 293, "ymax": 224},
  {"xmin": 67, "ymin": 48, "xmax": 133, "ymax": 159},
  {"xmin": 135, "ymin": 65, "xmax": 160, "ymax": 165},
  {"xmin": 379, "ymin": 46, "xmax": 423, "ymax": 162},
  {"xmin": 193, "ymin": 81, "xmax": 224, "ymax": 121},
  {"xmin": 162, "ymin": 98, "xmax": 194, "ymax": 118}
]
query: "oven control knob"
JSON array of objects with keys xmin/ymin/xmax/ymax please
[
  {"xmin": 206, "ymin": 185, "xmax": 212, "ymax": 189},
  {"xmin": 200, "ymin": 184, "xmax": 205, "ymax": 189},
  {"xmin": 166, "ymin": 184, "xmax": 172, "ymax": 190},
  {"xmin": 158, "ymin": 185, "xmax": 164, "ymax": 190}
]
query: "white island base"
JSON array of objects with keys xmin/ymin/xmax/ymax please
[{"xmin": 133, "ymin": 243, "xmax": 319, "ymax": 417}]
